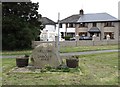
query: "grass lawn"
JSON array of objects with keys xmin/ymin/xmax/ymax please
[
  {"xmin": 60, "ymin": 45, "xmax": 118, "ymax": 53},
  {"xmin": 2, "ymin": 52, "xmax": 118, "ymax": 85},
  {"xmin": 1, "ymin": 45, "xmax": 118, "ymax": 55},
  {"xmin": 1, "ymin": 50, "xmax": 32, "ymax": 56}
]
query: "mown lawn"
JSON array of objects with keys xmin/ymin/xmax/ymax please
[
  {"xmin": 2, "ymin": 52, "xmax": 118, "ymax": 85},
  {"xmin": 60, "ymin": 45, "xmax": 118, "ymax": 53},
  {"xmin": 1, "ymin": 45, "xmax": 118, "ymax": 55}
]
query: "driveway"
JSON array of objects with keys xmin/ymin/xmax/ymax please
[{"xmin": 1, "ymin": 49, "xmax": 119, "ymax": 58}]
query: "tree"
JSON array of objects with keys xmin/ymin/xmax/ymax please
[{"xmin": 2, "ymin": 2, "xmax": 42, "ymax": 50}]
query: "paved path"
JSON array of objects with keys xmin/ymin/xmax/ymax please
[{"xmin": 1, "ymin": 50, "xmax": 119, "ymax": 58}]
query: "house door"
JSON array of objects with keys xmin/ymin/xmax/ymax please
[
  {"xmin": 90, "ymin": 33, "xmax": 94, "ymax": 37},
  {"xmin": 90, "ymin": 33, "xmax": 100, "ymax": 37}
]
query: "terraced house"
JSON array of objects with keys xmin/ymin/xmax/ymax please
[{"xmin": 59, "ymin": 9, "xmax": 120, "ymax": 41}]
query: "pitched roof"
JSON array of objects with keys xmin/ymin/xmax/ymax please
[
  {"xmin": 60, "ymin": 12, "xmax": 118, "ymax": 23},
  {"xmin": 39, "ymin": 17, "xmax": 56, "ymax": 25},
  {"xmin": 60, "ymin": 15, "xmax": 80, "ymax": 23},
  {"xmin": 78, "ymin": 13, "xmax": 118, "ymax": 22}
]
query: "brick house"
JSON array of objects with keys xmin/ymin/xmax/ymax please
[{"xmin": 58, "ymin": 9, "xmax": 120, "ymax": 41}]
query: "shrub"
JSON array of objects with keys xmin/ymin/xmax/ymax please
[{"xmin": 64, "ymin": 36, "xmax": 72, "ymax": 40}]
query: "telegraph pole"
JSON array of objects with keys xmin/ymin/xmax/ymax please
[
  {"xmin": 57, "ymin": 12, "xmax": 62, "ymax": 64},
  {"xmin": 58, "ymin": 12, "xmax": 60, "ymax": 52}
]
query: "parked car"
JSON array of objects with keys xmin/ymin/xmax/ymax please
[
  {"xmin": 70, "ymin": 37, "xmax": 76, "ymax": 41},
  {"xmin": 79, "ymin": 36, "xmax": 92, "ymax": 40}
]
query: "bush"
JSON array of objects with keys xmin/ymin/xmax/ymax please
[{"xmin": 64, "ymin": 36, "xmax": 72, "ymax": 40}]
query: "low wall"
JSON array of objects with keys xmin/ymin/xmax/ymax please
[{"xmin": 32, "ymin": 40, "xmax": 118, "ymax": 48}]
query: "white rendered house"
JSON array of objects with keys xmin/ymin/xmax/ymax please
[{"xmin": 39, "ymin": 17, "xmax": 64, "ymax": 41}]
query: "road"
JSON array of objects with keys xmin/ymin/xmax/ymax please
[
  {"xmin": 0, "ymin": 49, "xmax": 119, "ymax": 58},
  {"xmin": 60, "ymin": 49, "xmax": 119, "ymax": 56}
]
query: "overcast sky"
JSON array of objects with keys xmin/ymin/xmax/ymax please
[{"xmin": 32, "ymin": 0, "xmax": 120, "ymax": 22}]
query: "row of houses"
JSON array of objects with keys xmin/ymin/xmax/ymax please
[{"xmin": 39, "ymin": 9, "xmax": 120, "ymax": 41}]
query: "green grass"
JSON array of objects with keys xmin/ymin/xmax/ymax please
[
  {"xmin": 60, "ymin": 45, "xmax": 118, "ymax": 53},
  {"xmin": 1, "ymin": 50, "xmax": 32, "ymax": 56},
  {"xmin": 1, "ymin": 45, "xmax": 118, "ymax": 55},
  {"xmin": 2, "ymin": 52, "xmax": 118, "ymax": 85}
]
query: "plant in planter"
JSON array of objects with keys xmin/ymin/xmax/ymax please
[
  {"xmin": 66, "ymin": 56, "xmax": 79, "ymax": 68},
  {"xmin": 16, "ymin": 54, "xmax": 29, "ymax": 67},
  {"xmin": 45, "ymin": 64, "xmax": 52, "ymax": 71},
  {"xmin": 56, "ymin": 64, "xmax": 70, "ymax": 72}
]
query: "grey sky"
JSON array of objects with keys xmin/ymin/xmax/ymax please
[{"xmin": 32, "ymin": 0, "xmax": 119, "ymax": 21}]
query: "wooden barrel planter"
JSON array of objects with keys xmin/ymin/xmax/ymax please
[
  {"xmin": 66, "ymin": 58, "xmax": 79, "ymax": 68},
  {"xmin": 16, "ymin": 55, "xmax": 29, "ymax": 67}
]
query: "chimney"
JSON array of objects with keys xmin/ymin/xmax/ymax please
[{"xmin": 79, "ymin": 9, "xmax": 84, "ymax": 15}]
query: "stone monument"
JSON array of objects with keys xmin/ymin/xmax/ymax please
[{"xmin": 31, "ymin": 43, "xmax": 60, "ymax": 68}]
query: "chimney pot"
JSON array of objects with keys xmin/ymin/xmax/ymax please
[{"xmin": 80, "ymin": 9, "xmax": 84, "ymax": 15}]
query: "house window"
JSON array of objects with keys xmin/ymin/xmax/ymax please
[
  {"xmin": 104, "ymin": 22, "xmax": 114, "ymax": 27},
  {"xmin": 79, "ymin": 32, "xmax": 87, "ymax": 36},
  {"xmin": 67, "ymin": 33, "xmax": 75, "ymax": 37},
  {"xmin": 69, "ymin": 23, "xmax": 73, "ymax": 27},
  {"xmin": 104, "ymin": 32, "xmax": 114, "ymax": 39},
  {"xmin": 66, "ymin": 23, "xmax": 68, "ymax": 28},
  {"xmin": 61, "ymin": 32, "xmax": 64, "ymax": 38},
  {"xmin": 68, "ymin": 23, "xmax": 75, "ymax": 28},
  {"xmin": 59, "ymin": 23, "xmax": 62, "ymax": 28},
  {"xmin": 79, "ymin": 23, "xmax": 87, "ymax": 27},
  {"xmin": 93, "ymin": 23, "xmax": 97, "ymax": 27}
]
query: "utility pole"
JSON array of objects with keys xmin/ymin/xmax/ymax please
[
  {"xmin": 58, "ymin": 12, "xmax": 60, "ymax": 52},
  {"xmin": 57, "ymin": 12, "xmax": 62, "ymax": 64}
]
